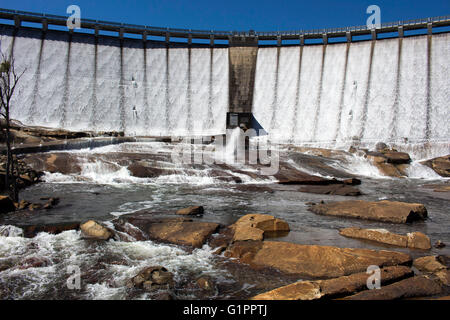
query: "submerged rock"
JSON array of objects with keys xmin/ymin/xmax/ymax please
[
  {"xmin": 342, "ymin": 276, "xmax": 442, "ymax": 300},
  {"xmin": 251, "ymin": 266, "xmax": 413, "ymax": 300},
  {"xmin": 225, "ymin": 241, "xmax": 411, "ymax": 278},
  {"xmin": 80, "ymin": 220, "xmax": 113, "ymax": 240},
  {"xmin": 309, "ymin": 200, "xmax": 427, "ymax": 223},
  {"xmin": 339, "ymin": 228, "xmax": 431, "ymax": 249},
  {"xmin": 23, "ymin": 222, "xmax": 79, "ymax": 238}
]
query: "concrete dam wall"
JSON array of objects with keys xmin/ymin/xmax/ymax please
[{"xmin": 0, "ymin": 24, "xmax": 449, "ymax": 159}]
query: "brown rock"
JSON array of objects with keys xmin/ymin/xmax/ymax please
[
  {"xmin": 130, "ymin": 266, "xmax": 174, "ymax": 291},
  {"xmin": 407, "ymin": 232, "xmax": 431, "ymax": 250},
  {"xmin": 0, "ymin": 196, "xmax": 15, "ymax": 214},
  {"xmin": 339, "ymin": 228, "xmax": 408, "ymax": 247},
  {"xmin": 251, "ymin": 266, "xmax": 413, "ymax": 300},
  {"xmin": 127, "ymin": 162, "xmax": 172, "ymax": 178},
  {"xmin": 23, "ymin": 222, "xmax": 79, "ymax": 238},
  {"xmin": 420, "ymin": 155, "xmax": 450, "ymax": 177},
  {"xmin": 434, "ymin": 240, "xmax": 446, "ymax": 248},
  {"xmin": 23, "ymin": 153, "xmax": 82, "ymax": 175},
  {"xmin": 413, "ymin": 256, "xmax": 446, "ymax": 273},
  {"xmin": 225, "ymin": 241, "xmax": 411, "ymax": 278},
  {"xmin": 339, "ymin": 228, "xmax": 431, "ymax": 250},
  {"xmin": 148, "ymin": 220, "xmax": 219, "ymax": 248},
  {"xmin": 196, "ymin": 276, "xmax": 215, "ymax": 291},
  {"xmin": 309, "ymin": 200, "xmax": 427, "ymax": 223},
  {"xmin": 343, "ymin": 178, "xmax": 362, "ymax": 186},
  {"xmin": 80, "ymin": 220, "xmax": 113, "ymax": 240},
  {"xmin": 342, "ymin": 276, "xmax": 442, "ymax": 300},
  {"xmin": 176, "ymin": 206, "xmax": 204, "ymax": 216},
  {"xmin": 382, "ymin": 151, "xmax": 411, "ymax": 164}
]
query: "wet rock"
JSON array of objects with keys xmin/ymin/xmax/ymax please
[
  {"xmin": 382, "ymin": 151, "xmax": 411, "ymax": 165},
  {"xmin": 23, "ymin": 222, "xmax": 79, "ymax": 238},
  {"xmin": 0, "ymin": 196, "xmax": 15, "ymax": 214},
  {"xmin": 112, "ymin": 220, "xmax": 148, "ymax": 241},
  {"xmin": 225, "ymin": 241, "xmax": 411, "ymax": 278},
  {"xmin": 196, "ymin": 276, "xmax": 215, "ymax": 291},
  {"xmin": 309, "ymin": 200, "xmax": 427, "ymax": 223},
  {"xmin": 18, "ymin": 257, "xmax": 51, "ymax": 270},
  {"xmin": 129, "ymin": 266, "xmax": 174, "ymax": 291},
  {"xmin": 339, "ymin": 228, "xmax": 431, "ymax": 249},
  {"xmin": 435, "ymin": 270, "xmax": 450, "ymax": 286},
  {"xmin": 16, "ymin": 200, "xmax": 31, "ymax": 210},
  {"xmin": 176, "ymin": 206, "xmax": 204, "ymax": 216},
  {"xmin": 28, "ymin": 203, "xmax": 43, "ymax": 211},
  {"xmin": 413, "ymin": 256, "xmax": 446, "ymax": 273},
  {"xmin": 420, "ymin": 155, "xmax": 450, "ymax": 177},
  {"xmin": 422, "ymin": 184, "xmax": 450, "ymax": 193},
  {"xmin": 230, "ymin": 214, "xmax": 289, "ymax": 242},
  {"xmin": 342, "ymin": 276, "xmax": 442, "ymax": 300},
  {"xmin": 434, "ymin": 240, "xmax": 446, "ymax": 248},
  {"xmin": 23, "ymin": 153, "xmax": 82, "ymax": 175},
  {"xmin": 343, "ymin": 178, "xmax": 361, "ymax": 186},
  {"xmin": 406, "ymin": 232, "xmax": 431, "ymax": 250},
  {"xmin": 299, "ymin": 184, "xmax": 361, "ymax": 196},
  {"xmin": 274, "ymin": 164, "xmax": 337, "ymax": 185},
  {"xmin": 80, "ymin": 220, "xmax": 113, "ymax": 240},
  {"xmin": 251, "ymin": 266, "xmax": 414, "ymax": 300},
  {"xmin": 147, "ymin": 219, "xmax": 219, "ymax": 248},
  {"xmin": 366, "ymin": 151, "xmax": 411, "ymax": 177}
]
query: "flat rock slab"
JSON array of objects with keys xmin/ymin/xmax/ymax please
[
  {"xmin": 225, "ymin": 241, "xmax": 411, "ymax": 278},
  {"xmin": 251, "ymin": 266, "xmax": 413, "ymax": 300},
  {"xmin": 339, "ymin": 228, "xmax": 431, "ymax": 250},
  {"xmin": 274, "ymin": 164, "xmax": 338, "ymax": 185},
  {"xmin": 342, "ymin": 276, "xmax": 442, "ymax": 300},
  {"xmin": 230, "ymin": 214, "xmax": 290, "ymax": 241},
  {"xmin": 119, "ymin": 212, "xmax": 220, "ymax": 248},
  {"xmin": 309, "ymin": 200, "xmax": 427, "ymax": 223}
]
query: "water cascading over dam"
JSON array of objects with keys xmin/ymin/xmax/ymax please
[
  {"xmin": 0, "ymin": 15, "xmax": 449, "ymax": 160},
  {"xmin": 0, "ymin": 26, "xmax": 229, "ymax": 137},
  {"xmin": 252, "ymin": 33, "xmax": 449, "ymax": 159}
]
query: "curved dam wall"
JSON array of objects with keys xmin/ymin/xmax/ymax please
[
  {"xmin": 0, "ymin": 24, "xmax": 449, "ymax": 159},
  {"xmin": 0, "ymin": 26, "xmax": 229, "ymax": 137},
  {"xmin": 253, "ymin": 33, "xmax": 449, "ymax": 159}
]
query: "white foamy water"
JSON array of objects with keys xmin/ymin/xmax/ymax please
[
  {"xmin": 0, "ymin": 228, "xmax": 222, "ymax": 300},
  {"xmin": 252, "ymin": 34, "xmax": 450, "ymax": 160}
]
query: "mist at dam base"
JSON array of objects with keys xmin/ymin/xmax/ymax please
[{"xmin": 0, "ymin": 21, "xmax": 449, "ymax": 300}]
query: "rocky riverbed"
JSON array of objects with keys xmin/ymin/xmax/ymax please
[{"xmin": 0, "ymin": 136, "xmax": 449, "ymax": 300}]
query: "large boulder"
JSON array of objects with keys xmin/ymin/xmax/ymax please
[
  {"xmin": 147, "ymin": 219, "xmax": 219, "ymax": 248},
  {"xmin": 225, "ymin": 241, "xmax": 411, "ymax": 278},
  {"xmin": 0, "ymin": 196, "xmax": 15, "ymax": 214},
  {"xmin": 230, "ymin": 214, "xmax": 290, "ymax": 242},
  {"xmin": 420, "ymin": 155, "xmax": 450, "ymax": 177},
  {"xmin": 339, "ymin": 228, "xmax": 431, "ymax": 249},
  {"xmin": 251, "ymin": 266, "xmax": 413, "ymax": 300},
  {"xmin": 342, "ymin": 276, "xmax": 442, "ymax": 300},
  {"xmin": 309, "ymin": 200, "xmax": 427, "ymax": 223},
  {"xmin": 366, "ymin": 150, "xmax": 411, "ymax": 177},
  {"xmin": 80, "ymin": 220, "xmax": 113, "ymax": 240}
]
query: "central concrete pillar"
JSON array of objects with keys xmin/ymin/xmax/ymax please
[{"xmin": 227, "ymin": 36, "xmax": 258, "ymax": 129}]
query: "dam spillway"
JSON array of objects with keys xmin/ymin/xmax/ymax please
[{"xmin": 0, "ymin": 11, "xmax": 449, "ymax": 159}]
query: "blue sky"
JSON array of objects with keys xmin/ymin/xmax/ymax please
[{"xmin": 0, "ymin": 0, "xmax": 449, "ymax": 31}]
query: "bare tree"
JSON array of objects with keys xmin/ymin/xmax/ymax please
[{"xmin": 0, "ymin": 52, "xmax": 25, "ymax": 202}]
